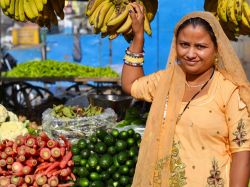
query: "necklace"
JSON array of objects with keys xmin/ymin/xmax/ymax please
[
  {"xmin": 185, "ymin": 81, "xmax": 206, "ymax": 88},
  {"xmin": 176, "ymin": 69, "xmax": 215, "ymax": 124}
]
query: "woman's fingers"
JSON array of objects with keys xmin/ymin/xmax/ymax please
[{"xmin": 130, "ymin": 2, "xmax": 144, "ymax": 17}]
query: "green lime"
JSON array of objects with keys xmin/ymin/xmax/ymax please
[
  {"xmin": 71, "ymin": 144, "xmax": 80, "ymax": 155},
  {"xmin": 89, "ymin": 135, "xmax": 98, "ymax": 143},
  {"xmin": 129, "ymin": 168, "xmax": 135, "ymax": 177},
  {"xmin": 72, "ymin": 167, "xmax": 79, "ymax": 175},
  {"xmin": 99, "ymin": 154, "xmax": 113, "ymax": 169},
  {"xmin": 77, "ymin": 139, "xmax": 87, "ymax": 150},
  {"xmin": 95, "ymin": 142, "xmax": 107, "ymax": 154},
  {"xmin": 127, "ymin": 129, "xmax": 135, "ymax": 137},
  {"xmin": 88, "ymin": 155, "xmax": 99, "ymax": 169},
  {"xmin": 134, "ymin": 133, "xmax": 141, "ymax": 140},
  {"xmin": 119, "ymin": 175, "xmax": 130, "ymax": 186},
  {"xmin": 128, "ymin": 146, "xmax": 139, "ymax": 158},
  {"xmin": 78, "ymin": 167, "xmax": 89, "ymax": 177},
  {"xmin": 72, "ymin": 155, "xmax": 81, "ymax": 165},
  {"xmin": 127, "ymin": 138, "xmax": 135, "ymax": 147},
  {"xmin": 80, "ymin": 159, "xmax": 87, "ymax": 166},
  {"xmin": 118, "ymin": 130, "xmax": 128, "ymax": 140},
  {"xmin": 111, "ymin": 129, "xmax": 119, "ymax": 138},
  {"xmin": 107, "ymin": 165, "xmax": 117, "ymax": 175},
  {"xmin": 137, "ymin": 139, "xmax": 141, "ymax": 147},
  {"xmin": 104, "ymin": 134, "xmax": 116, "ymax": 146},
  {"xmin": 100, "ymin": 171, "xmax": 110, "ymax": 180},
  {"xmin": 115, "ymin": 140, "xmax": 127, "ymax": 152},
  {"xmin": 80, "ymin": 149, "xmax": 90, "ymax": 159},
  {"xmin": 90, "ymin": 172, "xmax": 101, "ymax": 181},
  {"xmin": 96, "ymin": 129, "xmax": 108, "ymax": 141},
  {"xmin": 95, "ymin": 165, "xmax": 102, "ymax": 173},
  {"xmin": 90, "ymin": 180, "xmax": 104, "ymax": 187},
  {"xmin": 112, "ymin": 172, "xmax": 120, "ymax": 181},
  {"xmin": 78, "ymin": 178, "xmax": 89, "ymax": 187},
  {"xmin": 113, "ymin": 155, "xmax": 120, "ymax": 168},
  {"xmin": 87, "ymin": 143, "xmax": 95, "ymax": 151},
  {"xmin": 125, "ymin": 160, "xmax": 135, "ymax": 168},
  {"xmin": 117, "ymin": 152, "xmax": 129, "ymax": 165},
  {"xmin": 118, "ymin": 165, "xmax": 129, "ymax": 175},
  {"xmin": 107, "ymin": 146, "xmax": 117, "ymax": 155}
]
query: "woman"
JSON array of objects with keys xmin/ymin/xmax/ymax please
[{"xmin": 122, "ymin": 3, "xmax": 250, "ymax": 187}]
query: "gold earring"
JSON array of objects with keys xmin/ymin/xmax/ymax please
[{"xmin": 214, "ymin": 57, "xmax": 219, "ymax": 66}]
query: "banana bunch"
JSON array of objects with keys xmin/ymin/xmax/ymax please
[
  {"xmin": 0, "ymin": 0, "xmax": 65, "ymax": 28},
  {"xmin": 85, "ymin": 0, "xmax": 158, "ymax": 42},
  {"xmin": 204, "ymin": 0, "xmax": 250, "ymax": 41}
]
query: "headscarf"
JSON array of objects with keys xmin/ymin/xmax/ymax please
[{"xmin": 131, "ymin": 11, "xmax": 250, "ymax": 187}]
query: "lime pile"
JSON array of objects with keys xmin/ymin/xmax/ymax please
[{"xmin": 71, "ymin": 128, "xmax": 141, "ymax": 187}]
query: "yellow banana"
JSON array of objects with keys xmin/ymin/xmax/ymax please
[
  {"xmin": 100, "ymin": 5, "xmax": 116, "ymax": 33},
  {"xmin": 95, "ymin": 1, "xmax": 113, "ymax": 29},
  {"xmin": 88, "ymin": 2, "xmax": 103, "ymax": 25},
  {"xmin": 234, "ymin": 0, "xmax": 243, "ymax": 21},
  {"xmin": 24, "ymin": 0, "xmax": 35, "ymax": 19},
  {"xmin": 19, "ymin": 0, "xmax": 25, "ymax": 21},
  {"xmin": 14, "ymin": 0, "xmax": 20, "ymax": 20},
  {"xmin": 141, "ymin": 0, "xmax": 157, "ymax": 21},
  {"xmin": 86, "ymin": 0, "xmax": 103, "ymax": 16},
  {"xmin": 7, "ymin": 0, "xmax": 15, "ymax": 16},
  {"xmin": 242, "ymin": 1, "xmax": 250, "ymax": 23},
  {"xmin": 117, "ymin": 14, "xmax": 132, "ymax": 33},
  {"xmin": 42, "ymin": 0, "xmax": 46, "ymax": 4},
  {"xmin": 226, "ymin": 0, "xmax": 238, "ymax": 25},
  {"xmin": 30, "ymin": 0, "xmax": 39, "ymax": 17},
  {"xmin": 241, "ymin": 10, "xmax": 250, "ymax": 28},
  {"xmin": 144, "ymin": 12, "xmax": 152, "ymax": 36},
  {"xmin": 4, "ymin": 0, "xmax": 11, "ymax": 8},
  {"xmin": 107, "ymin": 4, "xmax": 129, "ymax": 27},
  {"xmin": 33, "ymin": 0, "xmax": 43, "ymax": 12},
  {"xmin": 109, "ymin": 33, "xmax": 118, "ymax": 40},
  {"xmin": 217, "ymin": 0, "xmax": 228, "ymax": 22},
  {"xmin": 0, "ymin": 0, "xmax": 7, "ymax": 10}
]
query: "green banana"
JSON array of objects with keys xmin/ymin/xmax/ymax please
[
  {"xmin": 226, "ymin": 0, "xmax": 238, "ymax": 25},
  {"xmin": 19, "ymin": 0, "xmax": 25, "ymax": 21},
  {"xmin": 24, "ymin": 0, "xmax": 35, "ymax": 19},
  {"xmin": 86, "ymin": 0, "xmax": 103, "ymax": 16},
  {"xmin": 117, "ymin": 14, "xmax": 132, "ymax": 33},
  {"xmin": 33, "ymin": 0, "xmax": 43, "ymax": 12},
  {"xmin": 234, "ymin": 0, "xmax": 243, "ymax": 21},
  {"xmin": 95, "ymin": 1, "xmax": 113, "ymax": 29},
  {"xmin": 107, "ymin": 4, "xmax": 129, "ymax": 27},
  {"xmin": 217, "ymin": 0, "xmax": 228, "ymax": 22}
]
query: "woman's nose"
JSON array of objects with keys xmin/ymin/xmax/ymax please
[{"xmin": 186, "ymin": 48, "xmax": 197, "ymax": 59}]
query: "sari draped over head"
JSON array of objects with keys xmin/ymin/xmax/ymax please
[{"xmin": 131, "ymin": 11, "xmax": 250, "ymax": 187}]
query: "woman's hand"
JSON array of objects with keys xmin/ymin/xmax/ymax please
[{"xmin": 129, "ymin": 2, "xmax": 145, "ymax": 39}]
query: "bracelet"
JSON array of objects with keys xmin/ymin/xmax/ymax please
[
  {"xmin": 126, "ymin": 48, "xmax": 144, "ymax": 58},
  {"xmin": 124, "ymin": 59, "xmax": 143, "ymax": 67},
  {"xmin": 124, "ymin": 54, "xmax": 144, "ymax": 63}
]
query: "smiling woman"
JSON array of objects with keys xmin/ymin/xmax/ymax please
[{"xmin": 121, "ymin": 5, "xmax": 250, "ymax": 187}]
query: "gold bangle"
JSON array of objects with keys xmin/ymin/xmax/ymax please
[
  {"xmin": 124, "ymin": 59, "xmax": 143, "ymax": 67},
  {"xmin": 124, "ymin": 54, "xmax": 144, "ymax": 63}
]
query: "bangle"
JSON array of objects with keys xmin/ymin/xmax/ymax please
[
  {"xmin": 126, "ymin": 48, "xmax": 144, "ymax": 58},
  {"xmin": 124, "ymin": 54, "xmax": 144, "ymax": 63},
  {"xmin": 124, "ymin": 59, "xmax": 143, "ymax": 67}
]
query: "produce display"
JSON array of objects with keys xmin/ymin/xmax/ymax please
[
  {"xmin": 71, "ymin": 128, "xmax": 141, "ymax": 187},
  {"xmin": 0, "ymin": 132, "xmax": 74, "ymax": 186},
  {"xmin": 2, "ymin": 60, "xmax": 119, "ymax": 78},
  {"xmin": 0, "ymin": 0, "xmax": 64, "ymax": 28},
  {"xmin": 204, "ymin": 0, "xmax": 250, "ymax": 40},
  {"xmin": 85, "ymin": 0, "xmax": 158, "ymax": 41},
  {"xmin": 52, "ymin": 105, "xmax": 104, "ymax": 119}
]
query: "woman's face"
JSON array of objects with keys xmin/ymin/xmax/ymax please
[{"xmin": 176, "ymin": 24, "xmax": 217, "ymax": 75}]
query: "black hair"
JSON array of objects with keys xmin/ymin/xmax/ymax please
[{"xmin": 176, "ymin": 17, "xmax": 217, "ymax": 48}]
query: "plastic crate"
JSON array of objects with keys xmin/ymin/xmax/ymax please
[{"xmin": 12, "ymin": 26, "xmax": 40, "ymax": 45}]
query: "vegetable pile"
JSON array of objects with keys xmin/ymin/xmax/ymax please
[
  {"xmin": 3, "ymin": 60, "xmax": 119, "ymax": 78},
  {"xmin": 71, "ymin": 128, "xmax": 141, "ymax": 187},
  {"xmin": 0, "ymin": 132, "xmax": 75, "ymax": 186},
  {"xmin": 52, "ymin": 105, "xmax": 104, "ymax": 119}
]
